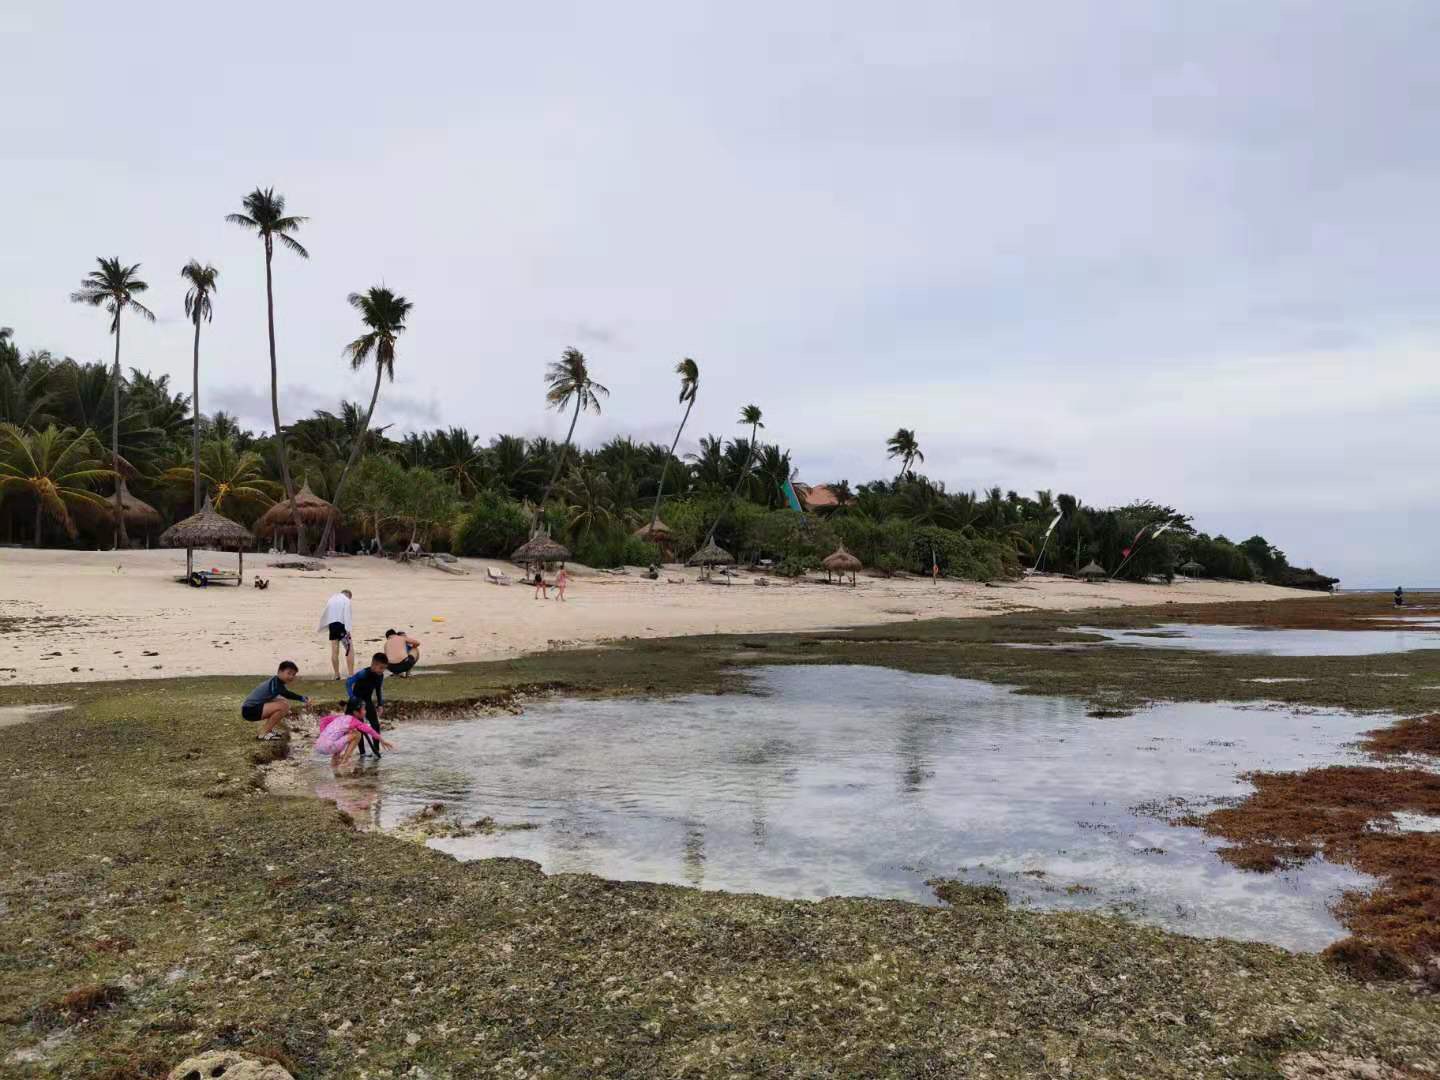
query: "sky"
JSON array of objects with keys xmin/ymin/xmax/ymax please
[{"xmin": 3, "ymin": 2, "xmax": 1437, "ymax": 586}]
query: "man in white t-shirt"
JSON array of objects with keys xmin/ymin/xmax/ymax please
[{"xmin": 317, "ymin": 589, "xmax": 354, "ymax": 680}]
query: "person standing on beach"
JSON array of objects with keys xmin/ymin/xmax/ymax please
[
  {"xmin": 318, "ymin": 589, "xmax": 354, "ymax": 680},
  {"xmin": 241, "ymin": 661, "xmax": 310, "ymax": 740},
  {"xmin": 554, "ymin": 567, "xmax": 569, "ymax": 602},
  {"xmin": 532, "ymin": 571, "xmax": 548, "ymax": 600}
]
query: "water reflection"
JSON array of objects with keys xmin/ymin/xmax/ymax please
[
  {"xmin": 310, "ymin": 665, "xmax": 1384, "ymax": 951},
  {"xmin": 1079, "ymin": 623, "xmax": 1440, "ymax": 656}
]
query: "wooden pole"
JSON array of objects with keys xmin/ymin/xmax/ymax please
[{"xmin": 238, "ymin": 549, "xmax": 244, "ymax": 585}]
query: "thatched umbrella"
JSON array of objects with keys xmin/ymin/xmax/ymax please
[
  {"xmin": 1077, "ymin": 560, "xmax": 1107, "ymax": 581},
  {"xmin": 511, "ymin": 530, "xmax": 571, "ymax": 572},
  {"xmin": 633, "ymin": 519, "xmax": 675, "ymax": 560},
  {"xmin": 160, "ymin": 495, "xmax": 254, "ymax": 583},
  {"xmin": 822, "ymin": 543, "xmax": 862, "ymax": 586},
  {"xmin": 1180, "ymin": 560, "xmax": 1204, "ymax": 577},
  {"xmin": 253, "ymin": 480, "xmax": 338, "ymax": 550},
  {"xmin": 687, "ymin": 540, "xmax": 734, "ymax": 581},
  {"xmin": 83, "ymin": 478, "xmax": 162, "ymax": 545}
]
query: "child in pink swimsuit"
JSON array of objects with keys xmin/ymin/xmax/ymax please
[{"xmin": 315, "ymin": 701, "xmax": 393, "ymax": 767}]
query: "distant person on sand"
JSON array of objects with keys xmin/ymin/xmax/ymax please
[
  {"xmin": 384, "ymin": 629, "xmax": 421, "ymax": 676},
  {"xmin": 241, "ymin": 661, "xmax": 310, "ymax": 740},
  {"xmin": 346, "ymin": 653, "xmax": 389, "ymax": 758},
  {"xmin": 318, "ymin": 589, "xmax": 354, "ymax": 680},
  {"xmin": 314, "ymin": 699, "xmax": 393, "ymax": 768},
  {"xmin": 554, "ymin": 567, "xmax": 569, "ymax": 602},
  {"xmin": 1395, "ymin": 586, "xmax": 1405, "ymax": 607},
  {"xmin": 532, "ymin": 571, "xmax": 548, "ymax": 600}
]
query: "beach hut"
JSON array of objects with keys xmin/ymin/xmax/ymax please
[
  {"xmin": 1180, "ymin": 560, "xmax": 1204, "ymax": 578},
  {"xmin": 92, "ymin": 478, "xmax": 163, "ymax": 546},
  {"xmin": 632, "ymin": 519, "xmax": 676, "ymax": 561},
  {"xmin": 252, "ymin": 480, "xmax": 338, "ymax": 551},
  {"xmin": 1077, "ymin": 560, "xmax": 1107, "ymax": 581},
  {"xmin": 687, "ymin": 539, "xmax": 735, "ymax": 582},
  {"xmin": 511, "ymin": 530, "xmax": 571, "ymax": 574},
  {"xmin": 160, "ymin": 495, "xmax": 254, "ymax": 585},
  {"xmin": 822, "ymin": 543, "xmax": 863, "ymax": 585}
]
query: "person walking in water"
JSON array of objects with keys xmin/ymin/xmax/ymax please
[{"xmin": 318, "ymin": 589, "xmax": 354, "ymax": 680}]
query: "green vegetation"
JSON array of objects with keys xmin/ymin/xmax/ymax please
[{"xmin": 1, "ymin": 596, "xmax": 1436, "ymax": 1076}]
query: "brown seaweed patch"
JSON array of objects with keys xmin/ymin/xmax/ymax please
[{"xmin": 1362, "ymin": 713, "xmax": 1440, "ymax": 759}]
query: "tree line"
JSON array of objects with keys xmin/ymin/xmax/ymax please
[{"xmin": 0, "ymin": 187, "xmax": 1335, "ymax": 585}]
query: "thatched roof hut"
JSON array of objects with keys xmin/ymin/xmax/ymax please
[
  {"xmin": 253, "ymin": 480, "xmax": 337, "ymax": 537},
  {"xmin": 1179, "ymin": 560, "xmax": 1205, "ymax": 577},
  {"xmin": 160, "ymin": 496, "xmax": 254, "ymax": 583},
  {"xmin": 1077, "ymin": 560, "xmax": 1107, "ymax": 580},
  {"xmin": 633, "ymin": 519, "xmax": 674, "ymax": 542},
  {"xmin": 511, "ymin": 530, "xmax": 571, "ymax": 568},
  {"xmin": 107, "ymin": 478, "xmax": 162, "ymax": 532},
  {"xmin": 822, "ymin": 544, "xmax": 862, "ymax": 585},
  {"xmin": 687, "ymin": 540, "xmax": 735, "ymax": 567}
]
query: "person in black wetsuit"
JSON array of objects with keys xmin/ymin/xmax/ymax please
[
  {"xmin": 1395, "ymin": 586, "xmax": 1405, "ymax": 608},
  {"xmin": 346, "ymin": 653, "xmax": 389, "ymax": 758}
]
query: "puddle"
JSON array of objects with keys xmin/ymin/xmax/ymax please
[
  {"xmin": 312, "ymin": 666, "xmax": 1386, "ymax": 952},
  {"xmin": 0, "ymin": 704, "xmax": 71, "ymax": 729},
  {"xmin": 1244, "ymin": 677, "xmax": 1313, "ymax": 685},
  {"xmin": 1079, "ymin": 623, "xmax": 1440, "ymax": 656}
]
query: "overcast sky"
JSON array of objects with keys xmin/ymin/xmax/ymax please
[{"xmin": 4, "ymin": 2, "xmax": 1437, "ymax": 585}]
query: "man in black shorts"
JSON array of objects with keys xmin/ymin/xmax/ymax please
[
  {"xmin": 384, "ymin": 629, "xmax": 421, "ymax": 676},
  {"xmin": 241, "ymin": 661, "xmax": 310, "ymax": 740},
  {"xmin": 317, "ymin": 589, "xmax": 354, "ymax": 680}
]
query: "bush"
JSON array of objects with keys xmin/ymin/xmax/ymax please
[
  {"xmin": 453, "ymin": 494, "xmax": 531, "ymax": 558},
  {"xmin": 571, "ymin": 529, "xmax": 661, "ymax": 569},
  {"xmin": 909, "ymin": 526, "xmax": 1018, "ymax": 580}
]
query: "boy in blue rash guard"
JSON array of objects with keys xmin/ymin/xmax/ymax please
[
  {"xmin": 241, "ymin": 661, "xmax": 310, "ymax": 740},
  {"xmin": 346, "ymin": 653, "xmax": 389, "ymax": 757}
]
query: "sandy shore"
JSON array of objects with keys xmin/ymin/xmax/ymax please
[{"xmin": 0, "ymin": 547, "xmax": 1316, "ymax": 685}]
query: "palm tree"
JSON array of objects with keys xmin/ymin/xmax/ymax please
[
  {"xmin": 534, "ymin": 347, "xmax": 608, "ymax": 531},
  {"xmin": 886, "ymin": 428, "xmax": 924, "ymax": 477},
  {"xmin": 316, "ymin": 286, "xmax": 413, "ymax": 553},
  {"xmin": 704, "ymin": 404, "xmax": 764, "ymax": 546},
  {"xmin": 69, "ymin": 258, "xmax": 154, "ymax": 547},
  {"xmin": 0, "ymin": 424, "xmax": 114, "ymax": 545},
  {"xmin": 180, "ymin": 261, "xmax": 218, "ymax": 515},
  {"xmin": 649, "ymin": 357, "xmax": 699, "ymax": 529},
  {"xmin": 162, "ymin": 439, "xmax": 279, "ymax": 516},
  {"xmin": 226, "ymin": 187, "xmax": 309, "ymax": 550}
]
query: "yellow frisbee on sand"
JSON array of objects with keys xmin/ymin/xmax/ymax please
[{"xmin": 431, "ymin": 616, "xmax": 446, "ymax": 622}]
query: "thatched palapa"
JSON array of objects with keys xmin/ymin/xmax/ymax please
[
  {"xmin": 511, "ymin": 530, "xmax": 571, "ymax": 567},
  {"xmin": 632, "ymin": 520, "xmax": 674, "ymax": 542},
  {"xmin": 160, "ymin": 496, "xmax": 254, "ymax": 583},
  {"xmin": 253, "ymin": 480, "xmax": 337, "ymax": 537},
  {"xmin": 822, "ymin": 544, "xmax": 862, "ymax": 585},
  {"xmin": 1077, "ymin": 560, "xmax": 1107, "ymax": 580},
  {"xmin": 687, "ymin": 541, "xmax": 734, "ymax": 567},
  {"xmin": 107, "ymin": 478, "xmax": 163, "ymax": 531}
]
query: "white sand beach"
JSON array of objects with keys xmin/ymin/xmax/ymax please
[{"xmin": 0, "ymin": 547, "xmax": 1315, "ymax": 686}]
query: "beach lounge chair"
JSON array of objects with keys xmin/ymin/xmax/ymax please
[{"xmin": 486, "ymin": 567, "xmax": 513, "ymax": 586}]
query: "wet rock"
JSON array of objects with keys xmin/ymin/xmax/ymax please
[{"xmin": 168, "ymin": 1050, "xmax": 295, "ymax": 1080}]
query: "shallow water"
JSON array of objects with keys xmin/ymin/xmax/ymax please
[
  {"xmin": 1079, "ymin": 622, "xmax": 1440, "ymax": 656},
  {"xmin": 315, "ymin": 666, "xmax": 1384, "ymax": 952}
]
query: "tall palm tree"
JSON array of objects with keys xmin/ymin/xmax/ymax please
[
  {"xmin": 534, "ymin": 347, "xmax": 608, "ymax": 531},
  {"xmin": 0, "ymin": 424, "xmax": 114, "ymax": 545},
  {"xmin": 886, "ymin": 428, "xmax": 924, "ymax": 477},
  {"xmin": 226, "ymin": 187, "xmax": 309, "ymax": 550},
  {"xmin": 180, "ymin": 261, "xmax": 218, "ymax": 515},
  {"xmin": 649, "ymin": 357, "xmax": 699, "ymax": 530},
  {"xmin": 316, "ymin": 286, "xmax": 413, "ymax": 553},
  {"xmin": 704, "ymin": 404, "xmax": 764, "ymax": 546},
  {"xmin": 69, "ymin": 257, "xmax": 154, "ymax": 547}
]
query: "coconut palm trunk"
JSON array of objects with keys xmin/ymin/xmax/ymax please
[
  {"xmin": 316, "ymin": 363, "xmax": 383, "ymax": 554},
  {"xmin": 651, "ymin": 394, "xmax": 695, "ymax": 528},
  {"xmin": 704, "ymin": 416, "xmax": 760, "ymax": 548},
  {"xmin": 190, "ymin": 313, "xmax": 202, "ymax": 515},
  {"xmin": 534, "ymin": 395, "xmax": 582, "ymax": 532},
  {"xmin": 111, "ymin": 313, "xmax": 127, "ymax": 548},
  {"xmin": 263, "ymin": 236, "xmax": 303, "ymax": 552}
]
